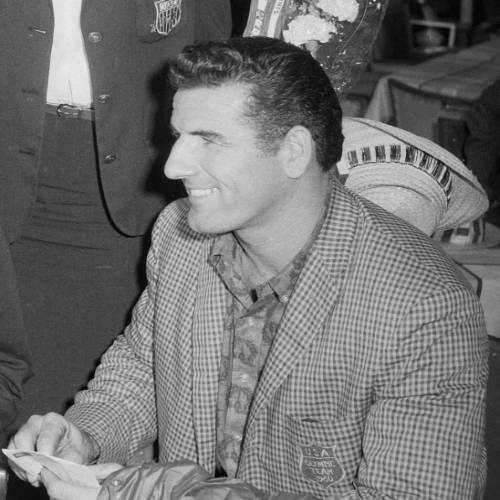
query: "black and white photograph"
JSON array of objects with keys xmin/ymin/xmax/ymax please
[{"xmin": 0, "ymin": 1, "xmax": 499, "ymax": 499}]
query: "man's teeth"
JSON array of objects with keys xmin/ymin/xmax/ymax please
[{"xmin": 188, "ymin": 188, "xmax": 218, "ymax": 197}]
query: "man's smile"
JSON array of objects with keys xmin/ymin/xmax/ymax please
[{"xmin": 186, "ymin": 187, "xmax": 219, "ymax": 198}]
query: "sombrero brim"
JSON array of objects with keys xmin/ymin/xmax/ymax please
[
  {"xmin": 340, "ymin": 117, "xmax": 489, "ymax": 232},
  {"xmin": 347, "ymin": 164, "xmax": 447, "ymax": 234}
]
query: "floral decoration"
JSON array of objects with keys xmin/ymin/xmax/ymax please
[
  {"xmin": 283, "ymin": 0, "xmax": 359, "ymax": 47},
  {"xmin": 244, "ymin": 0, "xmax": 389, "ymax": 95}
]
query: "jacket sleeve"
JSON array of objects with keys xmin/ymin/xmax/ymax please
[
  {"xmin": 64, "ymin": 207, "xmax": 170, "ymax": 464},
  {"xmin": 195, "ymin": 0, "xmax": 232, "ymax": 43},
  {"xmin": 97, "ymin": 461, "xmax": 319, "ymax": 500},
  {"xmin": 356, "ymin": 284, "xmax": 488, "ymax": 499},
  {"xmin": 0, "ymin": 227, "xmax": 31, "ymax": 445}
]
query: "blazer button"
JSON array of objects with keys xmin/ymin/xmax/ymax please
[
  {"xmin": 104, "ymin": 154, "xmax": 116, "ymax": 164},
  {"xmin": 97, "ymin": 94, "xmax": 110, "ymax": 104},
  {"xmin": 28, "ymin": 27, "xmax": 48, "ymax": 36},
  {"xmin": 88, "ymin": 31, "xmax": 103, "ymax": 43}
]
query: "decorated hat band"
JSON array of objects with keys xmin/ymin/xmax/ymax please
[
  {"xmin": 340, "ymin": 117, "xmax": 488, "ymax": 234},
  {"xmin": 344, "ymin": 144, "xmax": 453, "ymax": 203}
]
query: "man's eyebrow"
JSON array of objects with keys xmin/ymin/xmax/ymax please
[{"xmin": 191, "ymin": 129, "xmax": 225, "ymax": 141}]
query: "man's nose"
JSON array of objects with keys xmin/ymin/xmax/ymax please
[{"xmin": 163, "ymin": 138, "xmax": 197, "ymax": 180}]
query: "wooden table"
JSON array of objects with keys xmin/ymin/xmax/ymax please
[{"xmin": 365, "ymin": 36, "xmax": 500, "ymax": 125}]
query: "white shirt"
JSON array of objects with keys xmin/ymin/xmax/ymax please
[{"xmin": 46, "ymin": 0, "xmax": 93, "ymax": 107}]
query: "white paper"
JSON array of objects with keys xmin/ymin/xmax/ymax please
[{"xmin": 3, "ymin": 448, "xmax": 99, "ymax": 488}]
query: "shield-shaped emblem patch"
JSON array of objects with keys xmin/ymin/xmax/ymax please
[
  {"xmin": 298, "ymin": 444, "xmax": 345, "ymax": 487},
  {"xmin": 154, "ymin": 0, "xmax": 182, "ymax": 36}
]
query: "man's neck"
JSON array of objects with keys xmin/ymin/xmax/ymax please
[{"xmin": 234, "ymin": 177, "xmax": 330, "ymax": 283}]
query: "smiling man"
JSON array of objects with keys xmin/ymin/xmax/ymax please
[
  {"xmin": 9, "ymin": 37, "xmax": 487, "ymax": 500},
  {"xmin": 165, "ymin": 81, "xmax": 330, "ymax": 280}
]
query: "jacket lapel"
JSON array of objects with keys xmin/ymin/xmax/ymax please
[{"xmin": 246, "ymin": 180, "xmax": 360, "ymax": 429}]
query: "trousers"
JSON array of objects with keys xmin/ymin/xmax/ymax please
[{"xmin": 9, "ymin": 113, "xmax": 148, "ymax": 431}]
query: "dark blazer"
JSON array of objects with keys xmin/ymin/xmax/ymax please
[{"xmin": 0, "ymin": 0, "xmax": 231, "ymax": 242}]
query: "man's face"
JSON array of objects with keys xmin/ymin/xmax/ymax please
[{"xmin": 164, "ymin": 84, "xmax": 290, "ymax": 238}]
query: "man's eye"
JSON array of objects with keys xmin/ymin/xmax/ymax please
[{"xmin": 201, "ymin": 136, "xmax": 215, "ymax": 145}]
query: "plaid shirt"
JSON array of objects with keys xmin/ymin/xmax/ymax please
[{"xmin": 69, "ymin": 178, "xmax": 488, "ymax": 499}]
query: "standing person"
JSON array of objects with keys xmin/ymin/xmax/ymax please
[
  {"xmin": 0, "ymin": 0, "xmax": 231, "ymax": 432},
  {"xmin": 10, "ymin": 37, "xmax": 487, "ymax": 500}
]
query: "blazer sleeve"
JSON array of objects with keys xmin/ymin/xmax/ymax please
[
  {"xmin": 64, "ymin": 209, "xmax": 169, "ymax": 464},
  {"xmin": 357, "ymin": 284, "xmax": 488, "ymax": 499}
]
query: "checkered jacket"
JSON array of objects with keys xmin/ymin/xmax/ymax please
[{"xmin": 68, "ymin": 180, "xmax": 488, "ymax": 499}]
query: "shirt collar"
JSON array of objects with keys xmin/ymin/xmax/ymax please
[{"xmin": 209, "ymin": 188, "xmax": 331, "ymax": 303}]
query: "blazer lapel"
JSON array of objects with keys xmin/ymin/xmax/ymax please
[
  {"xmin": 247, "ymin": 180, "xmax": 360, "ymax": 429},
  {"xmin": 246, "ymin": 251, "xmax": 339, "ymax": 429}
]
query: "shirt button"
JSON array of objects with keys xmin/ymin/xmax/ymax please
[
  {"xmin": 88, "ymin": 31, "xmax": 103, "ymax": 43},
  {"xmin": 280, "ymin": 294, "xmax": 290, "ymax": 303},
  {"xmin": 104, "ymin": 154, "xmax": 116, "ymax": 163},
  {"xmin": 111, "ymin": 479, "xmax": 121, "ymax": 487},
  {"xmin": 97, "ymin": 94, "xmax": 110, "ymax": 104}
]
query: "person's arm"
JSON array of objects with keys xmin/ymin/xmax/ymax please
[
  {"xmin": 63, "ymin": 208, "xmax": 170, "ymax": 464},
  {"xmin": 63, "ymin": 200, "xmax": 193, "ymax": 463},
  {"xmin": 6, "ymin": 212, "xmax": 162, "ymax": 479},
  {"xmin": 194, "ymin": 0, "xmax": 232, "ymax": 43},
  {"xmin": 355, "ymin": 283, "xmax": 488, "ymax": 498}
]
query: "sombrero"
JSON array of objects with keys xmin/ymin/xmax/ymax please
[{"xmin": 338, "ymin": 117, "xmax": 489, "ymax": 235}]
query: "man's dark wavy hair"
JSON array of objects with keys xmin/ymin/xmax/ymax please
[{"xmin": 169, "ymin": 37, "xmax": 344, "ymax": 171}]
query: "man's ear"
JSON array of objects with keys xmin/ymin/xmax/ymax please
[{"xmin": 280, "ymin": 125, "xmax": 314, "ymax": 179}]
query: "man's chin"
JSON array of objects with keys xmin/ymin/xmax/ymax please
[
  {"xmin": 187, "ymin": 212, "xmax": 237, "ymax": 237},
  {"xmin": 187, "ymin": 212, "xmax": 220, "ymax": 235}
]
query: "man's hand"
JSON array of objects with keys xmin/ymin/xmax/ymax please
[
  {"xmin": 41, "ymin": 464, "xmax": 122, "ymax": 500},
  {"xmin": 7, "ymin": 412, "xmax": 99, "ymax": 486}
]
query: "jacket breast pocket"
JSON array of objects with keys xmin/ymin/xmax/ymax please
[
  {"xmin": 136, "ymin": 0, "xmax": 184, "ymax": 42},
  {"xmin": 280, "ymin": 415, "xmax": 363, "ymax": 494}
]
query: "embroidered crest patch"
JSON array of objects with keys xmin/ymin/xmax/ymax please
[
  {"xmin": 298, "ymin": 444, "xmax": 345, "ymax": 487},
  {"xmin": 154, "ymin": 0, "xmax": 182, "ymax": 36}
]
